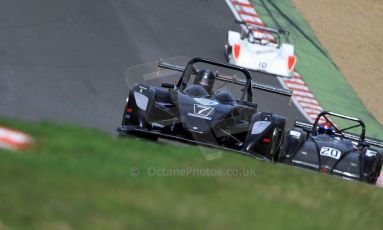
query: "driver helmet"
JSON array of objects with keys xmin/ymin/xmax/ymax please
[
  {"xmin": 318, "ymin": 122, "xmax": 333, "ymax": 136},
  {"xmin": 194, "ymin": 69, "xmax": 215, "ymax": 93}
]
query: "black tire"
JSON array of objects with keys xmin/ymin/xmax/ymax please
[
  {"xmin": 244, "ymin": 112, "xmax": 286, "ymax": 160},
  {"xmin": 370, "ymin": 156, "xmax": 383, "ymax": 184},
  {"xmin": 270, "ymin": 119, "xmax": 286, "ymax": 161},
  {"xmin": 224, "ymin": 44, "xmax": 232, "ymax": 62},
  {"xmin": 273, "ymin": 139, "xmax": 284, "ymax": 162}
]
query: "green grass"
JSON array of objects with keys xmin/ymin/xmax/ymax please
[
  {"xmin": 251, "ymin": 0, "xmax": 383, "ymax": 139},
  {"xmin": 0, "ymin": 120, "xmax": 383, "ymax": 229}
]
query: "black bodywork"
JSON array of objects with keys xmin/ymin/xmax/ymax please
[
  {"xmin": 278, "ymin": 111, "xmax": 383, "ymax": 183},
  {"xmin": 118, "ymin": 57, "xmax": 291, "ymax": 160}
]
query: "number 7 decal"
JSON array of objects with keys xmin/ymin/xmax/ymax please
[{"xmin": 194, "ymin": 104, "xmax": 214, "ymax": 117}]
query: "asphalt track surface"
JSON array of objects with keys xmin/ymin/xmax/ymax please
[{"xmin": 0, "ymin": 0, "xmax": 305, "ymax": 133}]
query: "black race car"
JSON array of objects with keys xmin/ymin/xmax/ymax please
[
  {"xmin": 118, "ymin": 57, "xmax": 292, "ymax": 160},
  {"xmin": 278, "ymin": 111, "xmax": 383, "ymax": 183}
]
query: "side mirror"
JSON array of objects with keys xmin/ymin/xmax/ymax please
[{"xmin": 161, "ymin": 83, "xmax": 175, "ymax": 89}]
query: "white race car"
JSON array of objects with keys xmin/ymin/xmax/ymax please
[{"xmin": 224, "ymin": 24, "xmax": 296, "ymax": 78}]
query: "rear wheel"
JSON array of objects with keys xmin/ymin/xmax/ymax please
[{"xmin": 367, "ymin": 173, "xmax": 379, "ymax": 184}]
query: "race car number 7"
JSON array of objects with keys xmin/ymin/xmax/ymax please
[
  {"xmin": 320, "ymin": 147, "xmax": 341, "ymax": 160},
  {"xmin": 197, "ymin": 107, "xmax": 211, "ymax": 115}
]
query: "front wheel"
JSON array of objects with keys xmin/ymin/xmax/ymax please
[{"xmin": 243, "ymin": 112, "xmax": 286, "ymax": 160}]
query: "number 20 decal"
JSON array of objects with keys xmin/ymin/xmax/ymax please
[{"xmin": 320, "ymin": 147, "xmax": 341, "ymax": 160}]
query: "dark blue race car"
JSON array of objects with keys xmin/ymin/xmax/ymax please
[
  {"xmin": 278, "ymin": 111, "xmax": 383, "ymax": 184},
  {"xmin": 118, "ymin": 57, "xmax": 292, "ymax": 160}
]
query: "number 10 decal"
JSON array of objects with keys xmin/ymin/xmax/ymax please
[
  {"xmin": 259, "ymin": 62, "xmax": 267, "ymax": 69},
  {"xmin": 320, "ymin": 147, "xmax": 341, "ymax": 160}
]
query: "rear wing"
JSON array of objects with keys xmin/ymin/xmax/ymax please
[
  {"xmin": 236, "ymin": 20, "xmax": 288, "ymax": 36},
  {"xmin": 235, "ymin": 20, "xmax": 289, "ymax": 44},
  {"xmin": 294, "ymin": 120, "xmax": 383, "ymax": 149},
  {"xmin": 158, "ymin": 61, "xmax": 292, "ymax": 97}
]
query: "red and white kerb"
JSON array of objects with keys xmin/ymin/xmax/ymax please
[{"xmin": 0, "ymin": 126, "xmax": 32, "ymax": 150}]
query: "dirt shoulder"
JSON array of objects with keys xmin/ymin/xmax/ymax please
[{"xmin": 291, "ymin": 0, "xmax": 383, "ymax": 124}]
